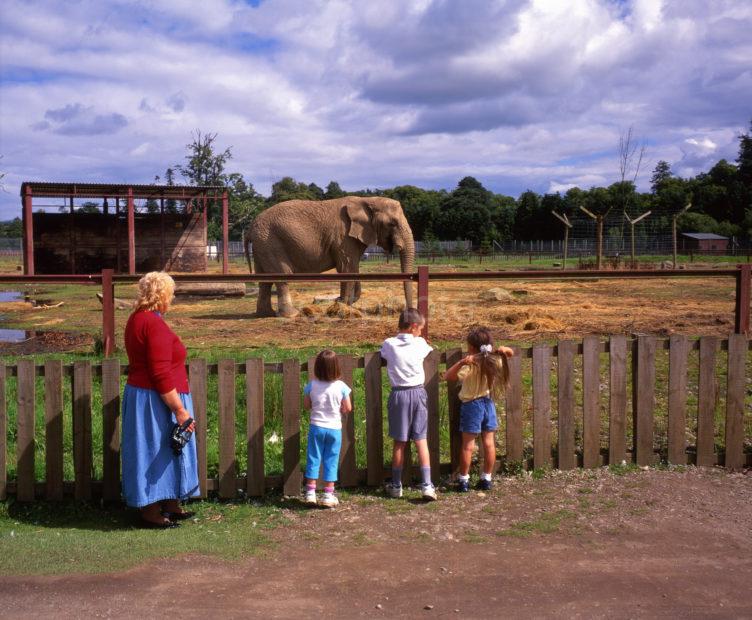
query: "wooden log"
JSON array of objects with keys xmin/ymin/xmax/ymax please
[
  {"xmin": 73, "ymin": 361, "xmax": 93, "ymax": 501},
  {"xmin": 218, "ymin": 359, "xmax": 236, "ymax": 499},
  {"xmin": 505, "ymin": 346, "xmax": 524, "ymax": 464},
  {"xmin": 724, "ymin": 334, "xmax": 746, "ymax": 468},
  {"xmin": 424, "ymin": 350, "xmax": 441, "ymax": 479},
  {"xmin": 364, "ymin": 352, "xmax": 384, "ymax": 487},
  {"xmin": 101, "ymin": 358, "xmax": 121, "ymax": 502},
  {"xmin": 16, "ymin": 360, "xmax": 35, "ymax": 501},
  {"xmin": 246, "ymin": 358, "xmax": 265, "ymax": 497},
  {"xmin": 667, "ymin": 335, "xmax": 688, "ymax": 465},
  {"xmin": 608, "ymin": 335, "xmax": 627, "ymax": 464},
  {"xmin": 44, "ymin": 360, "xmax": 64, "ymax": 501},
  {"xmin": 582, "ymin": 336, "xmax": 600, "ymax": 468},
  {"xmin": 697, "ymin": 337, "xmax": 718, "ymax": 467},
  {"xmin": 189, "ymin": 359, "xmax": 208, "ymax": 498},
  {"xmin": 556, "ymin": 340, "xmax": 576, "ymax": 470},
  {"xmin": 282, "ymin": 359, "xmax": 301, "ymax": 496},
  {"xmin": 445, "ymin": 348, "xmax": 463, "ymax": 476},
  {"xmin": 0, "ymin": 364, "xmax": 5, "ymax": 501},
  {"xmin": 339, "ymin": 355, "xmax": 357, "ymax": 487},
  {"xmin": 532, "ymin": 345, "xmax": 552, "ymax": 469},
  {"xmin": 632, "ymin": 337, "xmax": 656, "ymax": 466},
  {"xmin": 174, "ymin": 282, "xmax": 246, "ymax": 297}
]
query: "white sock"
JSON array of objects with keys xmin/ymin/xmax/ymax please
[
  {"xmin": 480, "ymin": 472, "xmax": 492, "ymax": 481},
  {"xmin": 459, "ymin": 474, "xmax": 470, "ymax": 482}
]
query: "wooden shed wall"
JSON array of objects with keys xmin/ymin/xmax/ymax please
[{"xmin": 32, "ymin": 212, "xmax": 206, "ymax": 274}]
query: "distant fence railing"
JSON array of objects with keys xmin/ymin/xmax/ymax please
[{"xmin": 1, "ymin": 335, "xmax": 750, "ymax": 502}]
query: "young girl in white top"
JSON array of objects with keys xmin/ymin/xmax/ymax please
[
  {"xmin": 303, "ymin": 350, "xmax": 352, "ymax": 507},
  {"xmin": 444, "ymin": 327, "xmax": 513, "ymax": 492}
]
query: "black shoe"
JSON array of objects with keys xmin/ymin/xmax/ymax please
[
  {"xmin": 140, "ymin": 518, "xmax": 181, "ymax": 529},
  {"xmin": 476, "ymin": 478, "xmax": 493, "ymax": 491},
  {"xmin": 163, "ymin": 511, "xmax": 195, "ymax": 521}
]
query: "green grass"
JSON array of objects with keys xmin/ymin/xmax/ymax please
[
  {"xmin": 0, "ymin": 497, "xmax": 287, "ymax": 575},
  {"xmin": 496, "ymin": 508, "xmax": 578, "ymax": 538}
]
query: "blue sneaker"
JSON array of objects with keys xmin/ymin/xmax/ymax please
[
  {"xmin": 456, "ymin": 478, "xmax": 470, "ymax": 493},
  {"xmin": 477, "ymin": 478, "xmax": 493, "ymax": 491}
]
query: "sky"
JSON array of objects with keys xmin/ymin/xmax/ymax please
[{"xmin": 0, "ymin": 0, "xmax": 750, "ymax": 219}]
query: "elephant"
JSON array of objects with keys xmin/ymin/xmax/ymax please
[{"xmin": 244, "ymin": 196, "xmax": 415, "ymax": 317}]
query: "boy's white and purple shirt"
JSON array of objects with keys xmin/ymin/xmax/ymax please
[{"xmin": 380, "ymin": 333, "xmax": 433, "ymax": 387}]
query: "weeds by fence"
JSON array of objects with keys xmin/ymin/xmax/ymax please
[{"xmin": 0, "ymin": 335, "xmax": 749, "ymax": 502}]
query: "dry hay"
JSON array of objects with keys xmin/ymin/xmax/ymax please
[
  {"xmin": 489, "ymin": 307, "xmax": 565, "ymax": 332},
  {"xmin": 326, "ymin": 302, "xmax": 363, "ymax": 319},
  {"xmin": 364, "ymin": 298, "xmax": 405, "ymax": 316},
  {"xmin": 300, "ymin": 305, "xmax": 324, "ymax": 317}
]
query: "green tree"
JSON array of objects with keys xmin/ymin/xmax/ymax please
[
  {"xmin": 651, "ymin": 160, "xmax": 672, "ymax": 193},
  {"xmin": 513, "ymin": 190, "xmax": 541, "ymax": 240},
  {"xmin": 325, "ymin": 181, "xmax": 345, "ymax": 199},
  {"xmin": 384, "ymin": 185, "xmax": 443, "ymax": 241},
  {"xmin": 491, "ymin": 194, "xmax": 516, "ymax": 241},
  {"xmin": 269, "ymin": 177, "xmax": 319, "ymax": 203},
  {"xmin": 435, "ymin": 177, "xmax": 496, "ymax": 245}
]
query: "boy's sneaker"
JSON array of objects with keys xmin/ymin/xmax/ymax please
[
  {"xmin": 420, "ymin": 483, "xmax": 438, "ymax": 501},
  {"xmin": 477, "ymin": 478, "xmax": 493, "ymax": 491},
  {"xmin": 385, "ymin": 482, "xmax": 403, "ymax": 498},
  {"xmin": 320, "ymin": 492, "xmax": 339, "ymax": 508},
  {"xmin": 456, "ymin": 478, "xmax": 470, "ymax": 493},
  {"xmin": 304, "ymin": 489, "xmax": 318, "ymax": 505}
]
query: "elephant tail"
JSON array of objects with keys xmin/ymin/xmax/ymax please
[{"xmin": 243, "ymin": 228, "xmax": 254, "ymax": 273}]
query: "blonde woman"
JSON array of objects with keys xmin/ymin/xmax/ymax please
[{"xmin": 122, "ymin": 272, "xmax": 199, "ymax": 528}]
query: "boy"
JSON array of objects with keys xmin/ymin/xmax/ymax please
[{"xmin": 380, "ymin": 308, "xmax": 436, "ymax": 501}]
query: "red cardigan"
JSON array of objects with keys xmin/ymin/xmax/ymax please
[{"xmin": 125, "ymin": 310, "xmax": 189, "ymax": 394}]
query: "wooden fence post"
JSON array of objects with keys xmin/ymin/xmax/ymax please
[
  {"xmin": 505, "ymin": 346, "xmax": 523, "ymax": 465},
  {"xmin": 218, "ymin": 359, "xmax": 237, "ymax": 499},
  {"xmin": 418, "ymin": 265, "xmax": 429, "ymax": 338},
  {"xmin": 73, "ymin": 361, "xmax": 93, "ymax": 501},
  {"xmin": 608, "ymin": 335, "xmax": 627, "ymax": 465},
  {"xmin": 101, "ymin": 358, "xmax": 121, "ymax": 503},
  {"xmin": 17, "ymin": 360, "xmax": 36, "ymax": 501},
  {"xmin": 667, "ymin": 335, "xmax": 688, "ymax": 465},
  {"xmin": 339, "ymin": 355, "xmax": 357, "ymax": 487},
  {"xmin": 44, "ymin": 360, "xmax": 64, "ymax": 501},
  {"xmin": 364, "ymin": 352, "xmax": 384, "ymax": 487},
  {"xmin": 424, "ymin": 350, "xmax": 441, "ymax": 478},
  {"xmin": 189, "ymin": 359, "xmax": 208, "ymax": 498},
  {"xmin": 556, "ymin": 341, "xmax": 576, "ymax": 470},
  {"xmin": 0, "ymin": 364, "xmax": 5, "ymax": 501},
  {"xmin": 101, "ymin": 269, "xmax": 115, "ymax": 357},
  {"xmin": 632, "ymin": 337, "xmax": 656, "ymax": 466},
  {"xmin": 282, "ymin": 359, "xmax": 301, "ymax": 496},
  {"xmin": 734, "ymin": 264, "xmax": 750, "ymax": 335},
  {"xmin": 582, "ymin": 336, "xmax": 601, "ymax": 468},
  {"xmin": 532, "ymin": 345, "xmax": 552, "ymax": 469},
  {"xmin": 445, "ymin": 348, "xmax": 463, "ymax": 476},
  {"xmin": 246, "ymin": 358, "xmax": 265, "ymax": 497},
  {"xmin": 696, "ymin": 337, "xmax": 718, "ymax": 466},
  {"xmin": 724, "ymin": 334, "xmax": 746, "ymax": 468}
]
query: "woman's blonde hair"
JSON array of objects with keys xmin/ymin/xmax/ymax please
[
  {"xmin": 134, "ymin": 271, "xmax": 175, "ymax": 313},
  {"xmin": 466, "ymin": 326, "xmax": 510, "ymax": 401}
]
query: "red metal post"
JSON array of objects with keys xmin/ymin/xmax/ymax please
[
  {"xmin": 22, "ymin": 185, "xmax": 34, "ymax": 275},
  {"xmin": 417, "ymin": 265, "xmax": 429, "ymax": 338},
  {"xmin": 222, "ymin": 190, "xmax": 229, "ymax": 274},
  {"xmin": 734, "ymin": 264, "xmax": 750, "ymax": 336},
  {"xmin": 101, "ymin": 269, "xmax": 115, "ymax": 356},
  {"xmin": 127, "ymin": 187, "xmax": 135, "ymax": 275}
]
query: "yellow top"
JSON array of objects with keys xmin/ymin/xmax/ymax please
[{"xmin": 456, "ymin": 364, "xmax": 490, "ymax": 402}]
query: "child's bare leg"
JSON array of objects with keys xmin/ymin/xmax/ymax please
[
  {"xmin": 391, "ymin": 440, "xmax": 407, "ymax": 486},
  {"xmin": 460, "ymin": 432, "xmax": 477, "ymax": 476},
  {"xmin": 481, "ymin": 431, "xmax": 496, "ymax": 475},
  {"xmin": 414, "ymin": 438, "xmax": 430, "ymax": 467}
]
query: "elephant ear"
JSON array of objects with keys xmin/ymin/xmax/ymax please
[{"xmin": 345, "ymin": 201, "xmax": 377, "ymax": 246}]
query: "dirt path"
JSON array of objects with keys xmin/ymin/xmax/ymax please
[{"xmin": 1, "ymin": 468, "xmax": 751, "ymax": 618}]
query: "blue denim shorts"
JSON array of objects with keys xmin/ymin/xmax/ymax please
[{"xmin": 459, "ymin": 397, "xmax": 498, "ymax": 434}]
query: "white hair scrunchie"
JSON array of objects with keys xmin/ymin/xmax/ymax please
[{"xmin": 480, "ymin": 344, "xmax": 493, "ymax": 354}]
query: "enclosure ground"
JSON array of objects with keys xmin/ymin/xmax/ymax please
[{"xmin": 1, "ymin": 467, "xmax": 750, "ymax": 618}]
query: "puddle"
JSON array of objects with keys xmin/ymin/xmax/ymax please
[
  {"xmin": 0, "ymin": 328, "xmax": 28, "ymax": 343},
  {"xmin": 0, "ymin": 291, "xmax": 23, "ymax": 302}
]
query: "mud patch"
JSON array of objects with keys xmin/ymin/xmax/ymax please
[{"xmin": 0, "ymin": 330, "xmax": 94, "ymax": 355}]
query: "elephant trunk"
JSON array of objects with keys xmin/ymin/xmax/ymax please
[{"xmin": 398, "ymin": 224, "xmax": 415, "ymax": 309}]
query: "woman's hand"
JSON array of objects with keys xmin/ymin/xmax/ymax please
[
  {"xmin": 461, "ymin": 354, "xmax": 476, "ymax": 365},
  {"xmin": 174, "ymin": 407, "xmax": 195, "ymax": 432}
]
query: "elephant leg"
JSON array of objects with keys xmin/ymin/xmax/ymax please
[
  {"xmin": 352, "ymin": 281, "xmax": 362, "ymax": 303},
  {"xmin": 276, "ymin": 282, "xmax": 299, "ymax": 318},
  {"xmin": 256, "ymin": 283, "xmax": 275, "ymax": 317}
]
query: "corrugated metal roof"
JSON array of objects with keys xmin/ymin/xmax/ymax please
[
  {"xmin": 681, "ymin": 232, "xmax": 729, "ymax": 240},
  {"xmin": 20, "ymin": 181, "xmax": 225, "ymax": 199}
]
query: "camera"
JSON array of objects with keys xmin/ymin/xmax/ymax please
[{"xmin": 170, "ymin": 418, "xmax": 194, "ymax": 455}]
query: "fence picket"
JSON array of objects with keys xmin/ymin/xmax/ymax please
[
  {"xmin": 632, "ymin": 337, "xmax": 656, "ymax": 466},
  {"xmin": 101, "ymin": 358, "xmax": 120, "ymax": 502},
  {"xmin": 364, "ymin": 352, "xmax": 384, "ymax": 487},
  {"xmin": 188, "ymin": 359, "xmax": 208, "ymax": 498},
  {"xmin": 424, "ymin": 350, "xmax": 441, "ymax": 478},
  {"xmin": 0, "ymin": 364, "xmax": 5, "ymax": 501},
  {"xmin": 282, "ymin": 359, "xmax": 301, "ymax": 496},
  {"xmin": 608, "ymin": 335, "xmax": 627, "ymax": 464},
  {"xmin": 44, "ymin": 360, "xmax": 64, "ymax": 501},
  {"xmin": 16, "ymin": 360, "xmax": 35, "ymax": 501},
  {"xmin": 724, "ymin": 334, "xmax": 746, "ymax": 468},
  {"xmin": 73, "ymin": 361, "xmax": 92, "ymax": 501},
  {"xmin": 697, "ymin": 337, "xmax": 718, "ymax": 466},
  {"xmin": 246, "ymin": 358, "xmax": 265, "ymax": 496},
  {"xmin": 445, "ymin": 348, "xmax": 463, "ymax": 475},
  {"xmin": 505, "ymin": 347, "xmax": 523, "ymax": 464},
  {"xmin": 533, "ymin": 345, "xmax": 552, "ymax": 469},
  {"xmin": 667, "ymin": 335, "xmax": 688, "ymax": 465},
  {"xmin": 218, "ymin": 359, "xmax": 236, "ymax": 499},
  {"xmin": 582, "ymin": 336, "xmax": 600, "ymax": 468},
  {"xmin": 339, "ymin": 355, "xmax": 357, "ymax": 487},
  {"xmin": 556, "ymin": 341, "xmax": 576, "ymax": 470}
]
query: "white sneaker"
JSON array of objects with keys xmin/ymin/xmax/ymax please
[
  {"xmin": 320, "ymin": 492, "xmax": 339, "ymax": 508},
  {"xmin": 304, "ymin": 489, "xmax": 317, "ymax": 505},
  {"xmin": 385, "ymin": 482, "xmax": 403, "ymax": 498},
  {"xmin": 421, "ymin": 484, "xmax": 437, "ymax": 501}
]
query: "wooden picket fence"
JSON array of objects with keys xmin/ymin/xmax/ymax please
[{"xmin": 0, "ymin": 334, "xmax": 750, "ymax": 502}]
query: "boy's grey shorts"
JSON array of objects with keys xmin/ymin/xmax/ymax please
[{"xmin": 387, "ymin": 385, "xmax": 428, "ymax": 442}]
